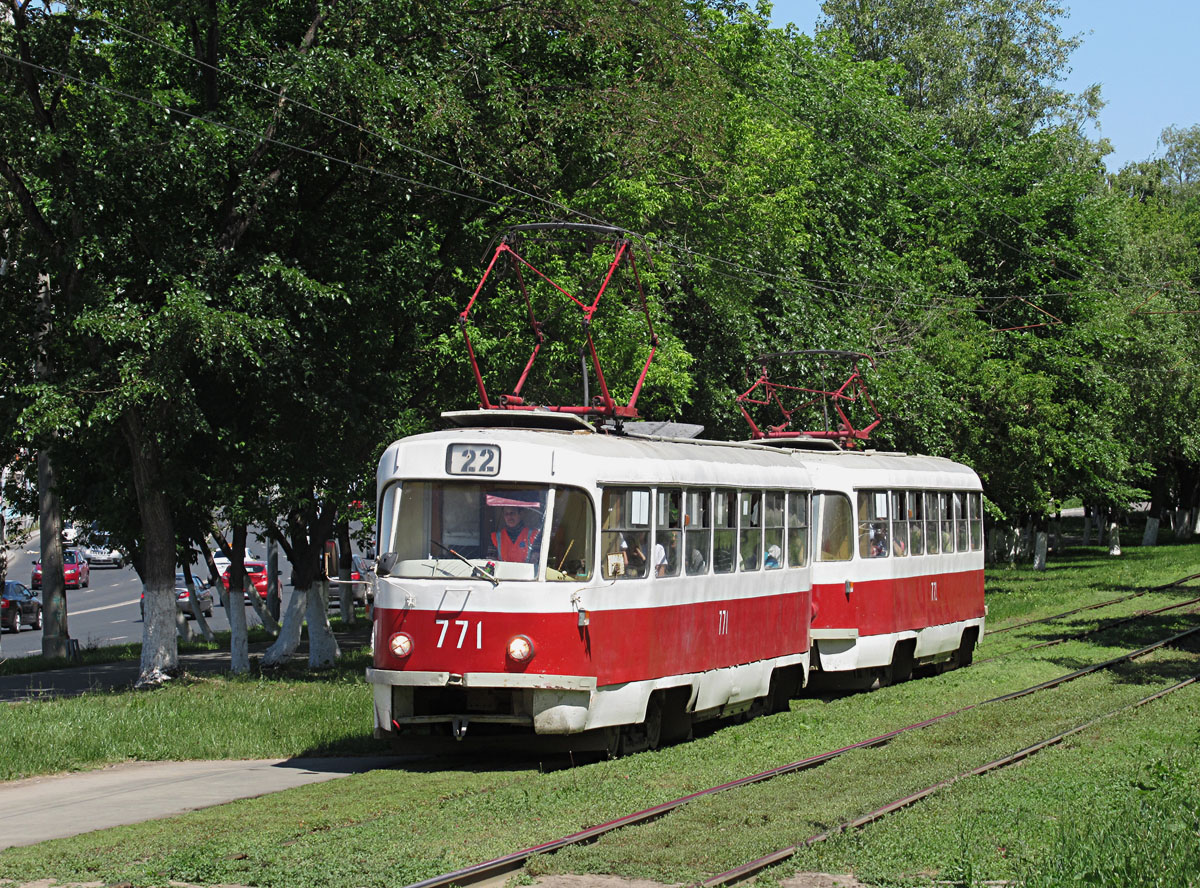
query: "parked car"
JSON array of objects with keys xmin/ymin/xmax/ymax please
[
  {"xmin": 222, "ymin": 561, "xmax": 282, "ymax": 601},
  {"xmin": 31, "ymin": 548, "xmax": 91, "ymax": 590},
  {"xmin": 2, "ymin": 580, "xmax": 42, "ymax": 633},
  {"xmin": 139, "ymin": 573, "xmax": 215, "ymax": 620},
  {"xmin": 81, "ymin": 531, "xmax": 125, "ymax": 568}
]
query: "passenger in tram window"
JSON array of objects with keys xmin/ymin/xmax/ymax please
[
  {"xmin": 623, "ymin": 531, "xmax": 648, "ymax": 577},
  {"xmin": 765, "ymin": 544, "xmax": 782, "ymax": 569},
  {"xmin": 489, "ymin": 506, "xmax": 541, "ymax": 563},
  {"xmin": 653, "ymin": 539, "xmax": 671, "ymax": 576}
]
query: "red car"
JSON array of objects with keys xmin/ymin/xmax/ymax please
[
  {"xmin": 221, "ymin": 561, "xmax": 282, "ymax": 601},
  {"xmin": 31, "ymin": 548, "xmax": 91, "ymax": 590}
]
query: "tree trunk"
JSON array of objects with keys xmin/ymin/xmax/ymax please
[
  {"xmin": 267, "ymin": 537, "xmax": 281, "ymax": 622},
  {"xmin": 260, "ymin": 501, "xmax": 337, "ymax": 666},
  {"xmin": 1107, "ymin": 521, "xmax": 1122, "ymax": 556},
  {"xmin": 1033, "ymin": 531, "xmax": 1048, "ymax": 571},
  {"xmin": 244, "ymin": 577, "xmax": 280, "ymax": 635},
  {"xmin": 185, "ymin": 576, "xmax": 216, "ymax": 642},
  {"xmin": 337, "ymin": 519, "xmax": 355, "ymax": 626},
  {"xmin": 1142, "ymin": 517, "xmax": 1160, "ymax": 547},
  {"xmin": 307, "ymin": 577, "xmax": 340, "ymax": 668},
  {"xmin": 1082, "ymin": 505, "xmax": 1092, "ymax": 546},
  {"xmin": 263, "ymin": 582, "xmax": 306, "ymax": 667},
  {"xmin": 37, "ymin": 449, "xmax": 70, "ymax": 659},
  {"xmin": 226, "ymin": 525, "xmax": 250, "ymax": 674},
  {"xmin": 122, "ymin": 410, "xmax": 178, "ymax": 686},
  {"xmin": 176, "ymin": 607, "xmax": 193, "ymax": 643}
]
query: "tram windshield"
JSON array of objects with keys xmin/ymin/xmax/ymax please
[{"xmin": 379, "ymin": 481, "xmax": 594, "ymax": 582}]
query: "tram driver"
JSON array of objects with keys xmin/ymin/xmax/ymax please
[{"xmin": 488, "ymin": 505, "xmax": 541, "ymax": 563}]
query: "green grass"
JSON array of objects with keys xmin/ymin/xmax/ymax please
[{"xmin": 1, "ymin": 544, "xmax": 1198, "ymax": 887}]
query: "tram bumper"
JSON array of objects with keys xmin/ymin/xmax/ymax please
[{"xmin": 366, "ymin": 668, "xmax": 597, "ymax": 737}]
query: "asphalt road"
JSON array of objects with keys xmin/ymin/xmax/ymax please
[{"xmin": 1, "ymin": 528, "xmax": 306, "ymax": 659}]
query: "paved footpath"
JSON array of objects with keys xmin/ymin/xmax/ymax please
[{"xmin": 0, "ymin": 756, "xmax": 407, "ymax": 850}]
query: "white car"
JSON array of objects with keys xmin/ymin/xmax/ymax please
[
  {"xmin": 83, "ymin": 532, "xmax": 125, "ymax": 568},
  {"xmin": 211, "ymin": 548, "xmax": 255, "ymax": 576}
]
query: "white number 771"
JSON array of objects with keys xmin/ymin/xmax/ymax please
[{"xmin": 435, "ymin": 619, "xmax": 482, "ymax": 649}]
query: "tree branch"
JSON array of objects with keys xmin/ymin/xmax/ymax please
[{"xmin": 215, "ymin": 0, "xmax": 339, "ymax": 253}]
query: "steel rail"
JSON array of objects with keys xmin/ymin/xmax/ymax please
[
  {"xmin": 974, "ymin": 595, "xmax": 1200, "ymax": 665},
  {"xmin": 986, "ymin": 570, "xmax": 1200, "ymax": 636},
  {"xmin": 700, "ymin": 673, "xmax": 1200, "ymax": 887},
  {"xmin": 399, "ymin": 623, "xmax": 1200, "ymax": 888}
]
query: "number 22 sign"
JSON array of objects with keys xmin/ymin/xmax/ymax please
[{"xmin": 446, "ymin": 443, "xmax": 501, "ymax": 476}]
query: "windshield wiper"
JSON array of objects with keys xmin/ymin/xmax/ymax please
[{"xmin": 431, "ymin": 539, "xmax": 498, "ymax": 586}]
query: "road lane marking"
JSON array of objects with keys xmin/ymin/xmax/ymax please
[{"xmin": 69, "ymin": 598, "xmax": 142, "ymax": 617}]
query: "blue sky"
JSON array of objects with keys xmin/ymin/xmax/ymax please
[{"xmin": 767, "ymin": 1, "xmax": 1200, "ymax": 171}]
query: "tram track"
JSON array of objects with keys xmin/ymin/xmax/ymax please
[
  {"xmin": 700, "ymin": 673, "xmax": 1200, "ymax": 887},
  {"xmin": 984, "ymin": 570, "xmax": 1200, "ymax": 636},
  {"xmin": 402, "ymin": 622, "xmax": 1200, "ymax": 888},
  {"xmin": 974, "ymin": 593, "xmax": 1200, "ymax": 665}
]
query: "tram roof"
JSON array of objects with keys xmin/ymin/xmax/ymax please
[{"xmin": 380, "ymin": 416, "xmax": 979, "ymax": 492}]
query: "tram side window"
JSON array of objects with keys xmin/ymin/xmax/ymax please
[
  {"xmin": 890, "ymin": 491, "xmax": 908, "ymax": 557},
  {"xmin": 655, "ymin": 488, "xmax": 682, "ymax": 577},
  {"xmin": 685, "ymin": 489, "xmax": 711, "ymax": 575},
  {"xmin": 546, "ymin": 487, "xmax": 595, "ymax": 581},
  {"xmin": 713, "ymin": 490, "xmax": 738, "ymax": 574},
  {"xmin": 814, "ymin": 492, "xmax": 853, "ymax": 562},
  {"xmin": 939, "ymin": 491, "xmax": 954, "ymax": 553},
  {"xmin": 787, "ymin": 492, "xmax": 809, "ymax": 567},
  {"xmin": 739, "ymin": 491, "xmax": 762, "ymax": 571},
  {"xmin": 954, "ymin": 491, "xmax": 968, "ymax": 552},
  {"xmin": 857, "ymin": 489, "xmax": 890, "ymax": 559},
  {"xmin": 601, "ymin": 487, "xmax": 651, "ymax": 579},
  {"xmin": 764, "ymin": 492, "xmax": 785, "ymax": 569},
  {"xmin": 908, "ymin": 490, "xmax": 925, "ymax": 555},
  {"xmin": 924, "ymin": 491, "xmax": 941, "ymax": 554},
  {"xmin": 969, "ymin": 491, "xmax": 984, "ymax": 550}
]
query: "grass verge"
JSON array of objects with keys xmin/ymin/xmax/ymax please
[{"xmin": 0, "ymin": 544, "xmax": 1198, "ymax": 887}]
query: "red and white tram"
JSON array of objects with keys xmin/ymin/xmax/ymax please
[{"xmin": 367, "ymin": 412, "xmax": 815, "ymax": 752}]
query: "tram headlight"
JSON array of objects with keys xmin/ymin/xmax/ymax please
[
  {"xmin": 388, "ymin": 632, "xmax": 414, "ymax": 658},
  {"xmin": 506, "ymin": 634, "xmax": 535, "ymax": 663}
]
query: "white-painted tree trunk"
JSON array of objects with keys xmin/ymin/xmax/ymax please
[
  {"xmin": 262, "ymin": 583, "xmax": 308, "ymax": 667},
  {"xmin": 1033, "ymin": 531, "xmax": 1048, "ymax": 571},
  {"xmin": 139, "ymin": 582, "xmax": 178, "ymax": 686},
  {"xmin": 175, "ymin": 608, "xmax": 193, "ymax": 643},
  {"xmin": 1142, "ymin": 516, "xmax": 1160, "ymax": 547},
  {"xmin": 1191, "ymin": 508, "xmax": 1200, "ymax": 539},
  {"xmin": 244, "ymin": 578, "xmax": 280, "ymax": 635},
  {"xmin": 1005, "ymin": 526, "xmax": 1019, "ymax": 564},
  {"xmin": 187, "ymin": 584, "xmax": 216, "ymax": 643},
  {"xmin": 308, "ymin": 578, "xmax": 340, "ymax": 668},
  {"xmin": 1107, "ymin": 521, "xmax": 1122, "ymax": 556},
  {"xmin": 228, "ymin": 582, "xmax": 249, "ymax": 674}
]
